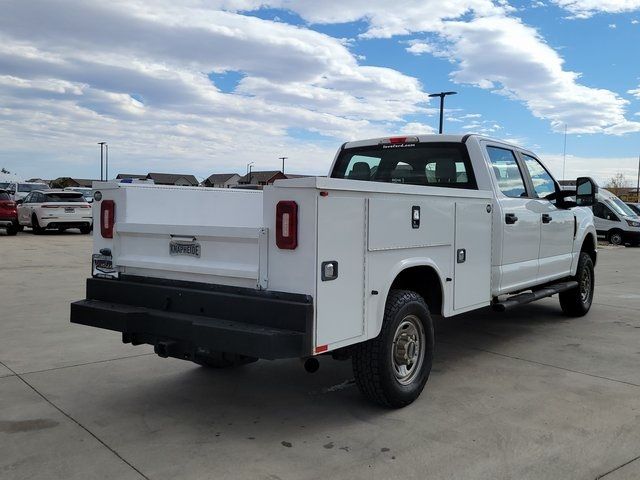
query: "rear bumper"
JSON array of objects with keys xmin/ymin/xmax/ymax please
[
  {"xmin": 41, "ymin": 219, "xmax": 92, "ymax": 229},
  {"xmin": 71, "ymin": 276, "xmax": 314, "ymax": 360}
]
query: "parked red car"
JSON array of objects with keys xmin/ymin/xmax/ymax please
[{"xmin": 0, "ymin": 188, "xmax": 19, "ymax": 236}]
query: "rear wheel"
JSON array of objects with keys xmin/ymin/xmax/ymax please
[
  {"xmin": 559, "ymin": 252, "xmax": 594, "ymax": 317},
  {"xmin": 194, "ymin": 351, "xmax": 258, "ymax": 368},
  {"xmin": 31, "ymin": 214, "xmax": 43, "ymax": 234},
  {"xmin": 352, "ymin": 290, "xmax": 434, "ymax": 408},
  {"xmin": 79, "ymin": 225, "xmax": 92, "ymax": 234},
  {"xmin": 608, "ymin": 230, "xmax": 623, "ymax": 246}
]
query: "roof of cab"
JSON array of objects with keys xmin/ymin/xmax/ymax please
[{"xmin": 342, "ymin": 133, "xmax": 521, "ymax": 150}]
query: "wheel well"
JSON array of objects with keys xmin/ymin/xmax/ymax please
[
  {"xmin": 581, "ymin": 233, "xmax": 596, "ymax": 266},
  {"xmin": 390, "ymin": 266, "xmax": 443, "ymax": 315}
]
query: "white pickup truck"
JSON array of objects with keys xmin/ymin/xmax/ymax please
[{"xmin": 71, "ymin": 134, "xmax": 598, "ymax": 408}]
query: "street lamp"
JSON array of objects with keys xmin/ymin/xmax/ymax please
[
  {"xmin": 247, "ymin": 162, "xmax": 254, "ymax": 183},
  {"xmin": 98, "ymin": 142, "xmax": 107, "ymax": 181},
  {"xmin": 428, "ymin": 91, "xmax": 457, "ymax": 134},
  {"xmin": 279, "ymin": 156, "xmax": 288, "ymax": 175}
]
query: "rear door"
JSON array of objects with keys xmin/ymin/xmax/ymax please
[
  {"xmin": 519, "ymin": 153, "xmax": 574, "ymax": 282},
  {"xmin": 486, "ymin": 145, "xmax": 541, "ymax": 293},
  {"xmin": 18, "ymin": 193, "xmax": 33, "ymax": 224}
]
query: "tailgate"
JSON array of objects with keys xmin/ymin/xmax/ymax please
[{"xmin": 97, "ymin": 184, "xmax": 267, "ymax": 289}]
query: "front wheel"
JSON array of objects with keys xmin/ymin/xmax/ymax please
[
  {"xmin": 6, "ymin": 225, "xmax": 17, "ymax": 236},
  {"xmin": 352, "ymin": 290, "xmax": 434, "ymax": 408},
  {"xmin": 559, "ymin": 252, "xmax": 594, "ymax": 317},
  {"xmin": 608, "ymin": 230, "xmax": 623, "ymax": 246}
]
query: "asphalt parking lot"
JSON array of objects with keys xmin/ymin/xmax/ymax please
[{"xmin": 1, "ymin": 232, "xmax": 639, "ymax": 480}]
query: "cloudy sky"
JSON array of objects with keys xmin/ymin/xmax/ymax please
[{"xmin": 0, "ymin": 0, "xmax": 639, "ymax": 184}]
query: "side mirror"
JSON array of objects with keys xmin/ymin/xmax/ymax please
[
  {"xmin": 15, "ymin": 199, "xmax": 23, "ymax": 205},
  {"xmin": 576, "ymin": 177, "xmax": 598, "ymax": 207}
]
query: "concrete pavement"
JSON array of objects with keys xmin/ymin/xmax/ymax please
[{"xmin": 1, "ymin": 231, "xmax": 639, "ymax": 479}]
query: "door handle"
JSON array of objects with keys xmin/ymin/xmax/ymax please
[
  {"xmin": 505, "ymin": 213, "xmax": 518, "ymax": 224},
  {"xmin": 542, "ymin": 213, "xmax": 552, "ymax": 224}
]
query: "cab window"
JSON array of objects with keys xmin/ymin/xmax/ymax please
[
  {"xmin": 487, "ymin": 146, "xmax": 527, "ymax": 198},
  {"xmin": 593, "ymin": 202, "xmax": 619, "ymax": 222},
  {"xmin": 522, "ymin": 154, "xmax": 556, "ymax": 198}
]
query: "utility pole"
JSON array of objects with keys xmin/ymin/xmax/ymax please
[
  {"xmin": 428, "ymin": 91, "xmax": 457, "ymax": 134},
  {"xmin": 98, "ymin": 142, "xmax": 106, "ymax": 181},
  {"xmin": 636, "ymin": 154, "xmax": 640, "ymax": 203},
  {"xmin": 279, "ymin": 156, "xmax": 288, "ymax": 175},
  {"xmin": 562, "ymin": 124, "xmax": 567, "ymax": 180}
]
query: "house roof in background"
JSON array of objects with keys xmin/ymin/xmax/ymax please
[
  {"xmin": 116, "ymin": 173, "xmax": 147, "ymax": 179},
  {"xmin": 205, "ymin": 173, "xmax": 240, "ymax": 184},
  {"xmin": 238, "ymin": 170, "xmax": 283, "ymax": 184},
  {"xmin": 146, "ymin": 172, "xmax": 199, "ymax": 185}
]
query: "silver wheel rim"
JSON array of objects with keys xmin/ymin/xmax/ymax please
[
  {"xmin": 611, "ymin": 233, "xmax": 622, "ymax": 245},
  {"xmin": 580, "ymin": 267, "xmax": 592, "ymax": 303},
  {"xmin": 391, "ymin": 315, "xmax": 426, "ymax": 386}
]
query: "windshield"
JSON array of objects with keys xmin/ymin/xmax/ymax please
[
  {"xmin": 0, "ymin": 182, "xmax": 9, "ymax": 189},
  {"xmin": 0, "ymin": 192, "xmax": 10, "ymax": 201},
  {"xmin": 44, "ymin": 193, "xmax": 85, "ymax": 202},
  {"xmin": 19, "ymin": 183, "xmax": 50, "ymax": 192},
  {"xmin": 331, "ymin": 142, "xmax": 477, "ymax": 189},
  {"xmin": 608, "ymin": 196, "xmax": 638, "ymax": 218}
]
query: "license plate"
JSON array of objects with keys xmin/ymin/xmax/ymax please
[
  {"xmin": 169, "ymin": 240, "xmax": 201, "ymax": 258},
  {"xmin": 92, "ymin": 254, "xmax": 118, "ymax": 279},
  {"xmin": 65, "ymin": 207, "xmax": 75, "ymax": 213}
]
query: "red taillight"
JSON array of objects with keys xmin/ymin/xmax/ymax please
[
  {"xmin": 276, "ymin": 201, "xmax": 297, "ymax": 250},
  {"xmin": 389, "ymin": 136, "xmax": 407, "ymax": 144},
  {"xmin": 41, "ymin": 205, "xmax": 60, "ymax": 209},
  {"xmin": 100, "ymin": 200, "xmax": 115, "ymax": 238}
]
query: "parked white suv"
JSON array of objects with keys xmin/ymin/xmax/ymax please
[
  {"xmin": 72, "ymin": 134, "xmax": 598, "ymax": 407},
  {"xmin": 18, "ymin": 190, "xmax": 93, "ymax": 234}
]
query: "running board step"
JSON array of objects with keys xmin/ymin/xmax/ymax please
[{"xmin": 492, "ymin": 280, "xmax": 579, "ymax": 312}]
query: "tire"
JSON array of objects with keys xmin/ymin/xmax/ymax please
[
  {"xmin": 79, "ymin": 226, "xmax": 92, "ymax": 234},
  {"xmin": 352, "ymin": 290, "xmax": 434, "ymax": 408},
  {"xmin": 194, "ymin": 351, "xmax": 258, "ymax": 368},
  {"xmin": 16, "ymin": 224, "xmax": 23, "ymax": 232},
  {"xmin": 559, "ymin": 252, "xmax": 594, "ymax": 317},
  {"xmin": 6, "ymin": 225, "xmax": 17, "ymax": 236},
  {"xmin": 31, "ymin": 214, "xmax": 43, "ymax": 234},
  {"xmin": 608, "ymin": 230, "xmax": 623, "ymax": 246}
]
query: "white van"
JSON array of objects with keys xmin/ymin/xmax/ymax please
[{"xmin": 592, "ymin": 189, "xmax": 640, "ymax": 246}]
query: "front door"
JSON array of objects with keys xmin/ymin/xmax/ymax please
[
  {"xmin": 520, "ymin": 153, "xmax": 574, "ymax": 282},
  {"xmin": 486, "ymin": 145, "xmax": 541, "ymax": 294}
]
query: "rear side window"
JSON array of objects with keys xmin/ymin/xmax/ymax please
[
  {"xmin": 0, "ymin": 192, "xmax": 9, "ymax": 201},
  {"xmin": 331, "ymin": 143, "xmax": 477, "ymax": 189},
  {"xmin": 44, "ymin": 193, "xmax": 85, "ymax": 202},
  {"xmin": 593, "ymin": 202, "xmax": 619, "ymax": 222},
  {"xmin": 487, "ymin": 146, "xmax": 526, "ymax": 198},
  {"xmin": 522, "ymin": 154, "xmax": 556, "ymax": 198}
]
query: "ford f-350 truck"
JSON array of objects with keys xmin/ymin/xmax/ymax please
[{"xmin": 71, "ymin": 134, "xmax": 598, "ymax": 408}]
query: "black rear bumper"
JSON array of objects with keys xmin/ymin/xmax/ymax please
[{"xmin": 71, "ymin": 276, "xmax": 314, "ymax": 360}]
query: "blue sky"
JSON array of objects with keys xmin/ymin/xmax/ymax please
[{"xmin": 0, "ymin": 0, "xmax": 639, "ymax": 185}]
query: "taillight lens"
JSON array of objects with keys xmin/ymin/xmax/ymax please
[
  {"xmin": 100, "ymin": 200, "xmax": 115, "ymax": 238},
  {"xmin": 276, "ymin": 201, "xmax": 298, "ymax": 249}
]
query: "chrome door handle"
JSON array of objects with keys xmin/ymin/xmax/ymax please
[{"xmin": 542, "ymin": 213, "xmax": 552, "ymax": 224}]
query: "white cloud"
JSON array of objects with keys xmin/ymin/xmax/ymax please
[
  {"xmin": 540, "ymin": 153, "xmax": 640, "ymax": 184},
  {"xmin": 629, "ymin": 87, "xmax": 640, "ymax": 98},
  {"xmin": 242, "ymin": 1, "xmax": 640, "ymax": 135},
  {"xmin": 0, "ymin": 0, "xmax": 435, "ymax": 178},
  {"xmin": 609, "ymin": 23, "xmax": 617, "ymax": 29},
  {"xmin": 551, "ymin": 0, "xmax": 640, "ymax": 18}
]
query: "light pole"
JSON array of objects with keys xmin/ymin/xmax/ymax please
[
  {"xmin": 279, "ymin": 156, "xmax": 288, "ymax": 175},
  {"xmin": 247, "ymin": 162, "xmax": 254, "ymax": 184},
  {"xmin": 428, "ymin": 91, "xmax": 457, "ymax": 134},
  {"xmin": 636, "ymin": 154, "xmax": 640, "ymax": 203},
  {"xmin": 105, "ymin": 143, "xmax": 109, "ymax": 180},
  {"xmin": 98, "ymin": 142, "xmax": 106, "ymax": 181},
  {"xmin": 562, "ymin": 124, "xmax": 567, "ymax": 180}
]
